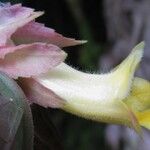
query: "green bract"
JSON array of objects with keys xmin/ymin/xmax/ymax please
[{"xmin": 0, "ymin": 72, "xmax": 33, "ymax": 150}]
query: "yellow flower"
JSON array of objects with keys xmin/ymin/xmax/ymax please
[
  {"xmin": 125, "ymin": 77, "xmax": 150, "ymax": 130},
  {"xmin": 20, "ymin": 42, "xmax": 150, "ymax": 133}
]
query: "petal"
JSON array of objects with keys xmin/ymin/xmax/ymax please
[
  {"xmin": 20, "ymin": 42, "xmax": 144, "ymax": 131},
  {"xmin": 0, "ymin": 43, "xmax": 66, "ymax": 78},
  {"xmin": 35, "ymin": 42, "xmax": 144, "ymax": 104},
  {"xmin": 0, "ymin": 4, "xmax": 43, "ymax": 46},
  {"xmin": 18, "ymin": 78, "xmax": 66, "ymax": 108},
  {"xmin": 125, "ymin": 77, "xmax": 150, "ymax": 112},
  {"xmin": 125, "ymin": 77, "xmax": 150, "ymax": 130},
  {"xmin": 109, "ymin": 42, "xmax": 144, "ymax": 99},
  {"xmin": 33, "ymin": 63, "xmax": 140, "ymax": 132},
  {"xmin": 136, "ymin": 110, "xmax": 150, "ymax": 130},
  {"xmin": 18, "ymin": 78, "xmax": 140, "ymax": 132},
  {"xmin": 12, "ymin": 22, "xmax": 87, "ymax": 47}
]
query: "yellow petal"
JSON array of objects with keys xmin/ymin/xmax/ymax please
[
  {"xmin": 136, "ymin": 110, "xmax": 150, "ymax": 130},
  {"xmin": 125, "ymin": 77, "xmax": 150, "ymax": 130},
  {"xmin": 125, "ymin": 77, "xmax": 150, "ymax": 111},
  {"xmin": 33, "ymin": 42, "xmax": 144, "ymax": 130},
  {"xmin": 110, "ymin": 42, "xmax": 144, "ymax": 99}
]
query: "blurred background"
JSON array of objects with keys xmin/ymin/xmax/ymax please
[{"xmin": 2, "ymin": 0, "xmax": 150, "ymax": 149}]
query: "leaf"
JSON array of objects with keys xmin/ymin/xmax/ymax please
[{"xmin": 0, "ymin": 71, "xmax": 34, "ymax": 150}]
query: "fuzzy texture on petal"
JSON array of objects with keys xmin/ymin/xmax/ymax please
[
  {"xmin": 12, "ymin": 22, "xmax": 87, "ymax": 47},
  {"xmin": 0, "ymin": 43, "xmax": 66, "ymax": 78},
  {"xmin": 18, "ymin": 78, "xmax": 66, "ymax": 108},
  {"xmin": 20, "ymin": 42, "xmax": 145, "ymax": 132},
  {"xmin": 0, "ymin": 4, "xmax": 43, "ymax": 46}
]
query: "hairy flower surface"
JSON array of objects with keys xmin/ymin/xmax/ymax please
[{"xmin": 20, "ymin": 42, "xmax": 150, "ymax": 132}]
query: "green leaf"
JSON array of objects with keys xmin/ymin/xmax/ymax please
[{"xmin": 0, "ymin": 72, "xmax": 33, "ymax": 150}]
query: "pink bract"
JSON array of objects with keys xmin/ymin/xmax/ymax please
[{"xmin": 0, "ymin": 3, "xmax": 84, "ymax": 78}]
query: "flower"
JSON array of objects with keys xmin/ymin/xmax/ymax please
[
  {"xmin": 19, "ymin": 42, "xmax": 150, "ymax": 133},
  {"xmin": 0, "ymin": 4, "xmax": 149, "ymax": 133},
  {"xmin": 0, "ymin": 3, "xmax": 85, "ymax": 78}
]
